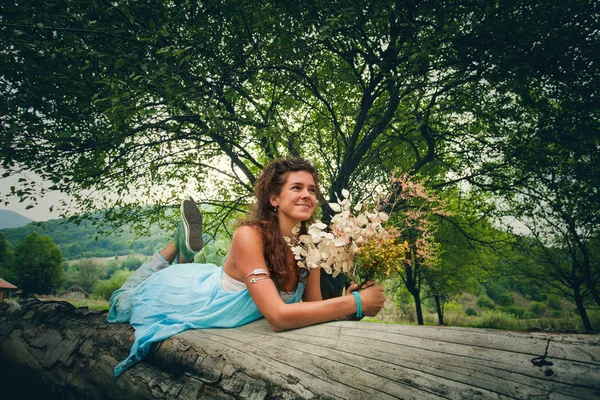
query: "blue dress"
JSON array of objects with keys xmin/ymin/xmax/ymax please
[{"xmin": 111, "ymin": 263, "xmax": 305, "ymax": 377}]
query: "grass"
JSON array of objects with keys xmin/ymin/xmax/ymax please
[
  {"xmin": 39, "ymin": 296, "xmax": 109, "ymax": 311},
  {"xmin": 363, "ymin": 291, "xmax": 600, "ymax": 333},
  {"xmin": 364, "ymin": 309, "xmax": 599, "ymax": 333}
]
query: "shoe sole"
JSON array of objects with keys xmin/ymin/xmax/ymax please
[{"xmin": 181, "ymin": 197, "xmax": 204, "ymax": 253}]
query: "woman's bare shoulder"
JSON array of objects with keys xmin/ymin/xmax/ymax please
[
  {"xmin": 230, "ymin": 225, "xmax": 266, "ymax": 272},
  {"xmin": 232, "ymin": 225, "xmax": 262, "ymax": 246}
]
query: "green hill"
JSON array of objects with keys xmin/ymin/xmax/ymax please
[{"xmin": 1, "ymin": 216, "xmax": 171, "ymax": 260}]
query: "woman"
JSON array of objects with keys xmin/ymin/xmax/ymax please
[{"xmin": 109, "ymin": 157, "xmax": 386, "ymax": 377}]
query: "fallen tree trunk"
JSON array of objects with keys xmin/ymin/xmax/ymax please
[{"xmin": 1, "ymin": 299, "xmax": 599, "ymax": 399}]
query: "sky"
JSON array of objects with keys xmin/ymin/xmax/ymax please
[
  {"xmin": 0, "ymin": 171, "xmax": 71, "ymax": 222},
  {"xmin": 0, "ymin": 166, "xmax": 203, "ymax": 223}
]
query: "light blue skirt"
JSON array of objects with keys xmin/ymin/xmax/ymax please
[{"xmin": 112, "ymin": 263, "xmax": 305, "ymax": 377}]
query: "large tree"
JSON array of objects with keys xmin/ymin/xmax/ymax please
[
  {"xmin": 446, "ymin": 0, "xmax": 600, "ymax": 330},
  {"xmin": 1, "ymin": 0, "xmax": 494, "ymax": 230}
]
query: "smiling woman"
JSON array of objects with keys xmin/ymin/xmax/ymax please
[{"xmin": 107, "ymin": 157, "xmax": 387, "ymax": 377}]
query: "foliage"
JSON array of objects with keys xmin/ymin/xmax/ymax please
[
  {"xmin": 94, "ymin": 270, "xmax": 132, "ymax": 301},
  {"xmin": 0, "ymin": 233, "xmax": 15, "ymax": 281},
  {"xmin": 495, "ymin": 292, "xmax": 514, "ymax": 307},
  {"xmin": 5, "ymin": 0, "xmax": 585, "ymax": 236},
  {"xmin": 513, "ymin": 236, "xmax": 597, "ymax": 330},
  {"xmin": 104, "ymin": 260, "xmax": 120, "ymax": 279},
  {"xmin": 444, "ymin": 301, "xmax": 462, "ymax": 314},
  {"xmin": 383, "ymin": 174, "xmax": 447, "ymax": 325},
  {"xmin": 476, "ymin": 294, "xmax": 495, "ymax": 310},
  {"xmin": 449, "ymin": 0, "xmax": 600, "ymax": 331},
  {"xmin": 473, "ymin": 310, "xmax": 520, "ymax": 330},
  {"xmin": 119, "ymin": 255, "xmax": 144, "ymax": 271},
  {"xmin": 546, "ymin": 296, "xmax": 562, "ymax": 310},
  {"xmin": 529, "ymin": 302, "xmax": 547, "ymax": 317},
  {"xmin": 465, "ymin": 308, "xmax": 477, "ymax": 317},
  {"xmin": 421, "ymin": 185, "xmax": 523, "ymax": 324},
  {"xmin": 12, "ymin": 232, "xmax": 63, "ymax": 296},
  {"xmin": 499, "ymin": 305, "xmax": 525, "ymax": 318},
  {"xmin": 70, "ymin": 259, "xmax": 103, "ymax": 293},
  {"xmin": 195, "ymin": 237, "xmax": 230, "ymax": 265}
]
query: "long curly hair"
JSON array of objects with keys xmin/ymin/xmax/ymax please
[{"xmin": 240, "ymin": 157, "xmax": 322, "ymax": 289}]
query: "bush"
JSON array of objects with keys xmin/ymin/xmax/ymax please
[
  {"xmin": 484, "ymin": 282, "xmax": 505, "ymax": 301},
  {"xmin": 477, "ymin": 294, "xmax": 495, "ymax": 309},
  {"xmin": 120, "ymin": 255, "xmax": 144, "ymax": 271},
  {"xmin": 474, "ymin": 310, "xmax": 519, "ymax": 330},
  {"xmin": 500, "ymin": 305, "xmax": 525, "ymax": 318},
  {"xmin": 551, "ymin": 311, "xmax": 564, "ymax": 318},
  {"xmin": 465, "ymin": 308, "xmax": 478, "ymax": 316},
  {"xmin": 495, "ymin": 292, "xmax": 514, "ymax": 306},
  {"xmin": 547, "ymin": 296, "xmax": 562, "ymax": 310},
  {"xmin": 529, "ymin": 301, "xmax": 547, "ymax": 317},
  {"xmin": 445, "ymin": 301, "xmax": 462, "ymax": 313},
  {"xmin": 94, "ymin": 270, "xmax": 132, "ymax": 301}
]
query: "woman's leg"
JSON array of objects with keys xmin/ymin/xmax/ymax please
[
  {"xmin": 107, "ymin": 251, "xmax": 169, "ymax": 322},
  {"xmin": 108, "ymin": 197, "xmax": 204, "ymax": 322}
]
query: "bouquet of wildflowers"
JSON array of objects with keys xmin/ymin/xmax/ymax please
[{"xmin": 286, "ymin": 189, "xmax": 407, "ymax": 286}]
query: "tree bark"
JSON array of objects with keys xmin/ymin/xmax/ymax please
[
  {"xmin": 434, "ymin": 294, "xmax": 444, "ymax": 325},
  {"xmin": 405, "ymin": 264, "xmax": 424, "ymax": 325},
  {"xmin": 572, "ymin": 277, "xmax": 593, "ymax": 332},
  {"xmin": 1, "ymin": 298, "xmax": 599, "ymax": 399}
]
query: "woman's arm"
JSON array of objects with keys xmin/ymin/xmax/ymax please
[
  {"xmin": 230, "ymin": 226, "xmax": 386, "ymax": 331},
  {"xmin": 302, "ymin": 266, "xmax": 322, "ymax": 302}
]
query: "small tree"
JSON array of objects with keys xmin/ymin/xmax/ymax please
[
  {"xmin": 13, "ymin": 232, "xmax": 63, "ymax": 296},
  {"xmin": 74, "ymin": 259, "xmax": 103, "ymax": 293}
]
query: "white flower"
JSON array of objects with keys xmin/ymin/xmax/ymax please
[{"xmin": 286, "ymin": 190, "xmax": 391, "ymax": 280}]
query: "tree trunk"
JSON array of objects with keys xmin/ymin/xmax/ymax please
[
  {"xmin": 569, "ymin": 220, "xmax": 600, "ymax": 309},
  {"xmin": 582, "ymin": 257, "xmax": 600, "ymax": 309},
  {"xmin": 412, "ymin": 289, "xmax": 424, "ymax": 325},
  {"xmin": 404, "ymin": 264, "xmax": 425, "ymax": 325},
  {"xmin": 2, "ymin": 298, "xmax": 600, "ymax": 400},
  {"xmin": 573, "ymin": 280, "xmax": 593, "ymax": 332},
  {"xmin": 434, "ymin": 294, "xmax": 444, "ymax": 325}
]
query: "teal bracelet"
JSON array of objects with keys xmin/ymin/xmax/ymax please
[{"xmin": 352, "ymin": 291, "xmax": 363, "ymax": 318}]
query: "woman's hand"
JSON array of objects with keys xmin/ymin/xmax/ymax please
[
  {"xmin": 358, "ymin": 284, "xmax": 386, "ymax": 316},
  {"xmin": 346, "ymin": 280, "xmax": 375, "ymax": 294}
]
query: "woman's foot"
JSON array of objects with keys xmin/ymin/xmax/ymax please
[{"xmin": 175, "ymin": 196, "xmax": 203, "ymax": 261}]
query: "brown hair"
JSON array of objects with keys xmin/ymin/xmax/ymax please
[{"xmin": 240, "ymin": 157, "xmax": 321, "ymax": 288}]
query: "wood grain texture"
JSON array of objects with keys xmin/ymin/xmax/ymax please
[{"xmin": 1, "ymin": 299, "xmax": 598, "ymax": 399}]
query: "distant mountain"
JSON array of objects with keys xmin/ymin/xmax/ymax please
[{"xmin": 0, "ymin": 210, "xmax": 34, "ymax": 229}]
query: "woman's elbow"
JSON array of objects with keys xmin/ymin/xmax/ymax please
[
  {"xmin": 266, "ymin": 315, "xmax": 292, "ymax": 332},
  {"xmin": 263, "ymin": 307, "xmax": 296, "ymax": 332}
]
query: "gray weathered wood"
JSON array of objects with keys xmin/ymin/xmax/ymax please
[{"xmin": 1, "ymin": 299, "xmax": 599, "ymax": 399}]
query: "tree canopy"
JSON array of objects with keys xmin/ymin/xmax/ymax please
[
  {"xmin": 6, "ymin": 1, "xmax": 595, "ymax": 227},
  {"xmin": 12, "ymin": 231, "xmax": 63, "ymax": 296}
]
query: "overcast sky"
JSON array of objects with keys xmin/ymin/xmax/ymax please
[{"xmin": 0, "ymin": 171, "xmax": 70, "ymax": 222}]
